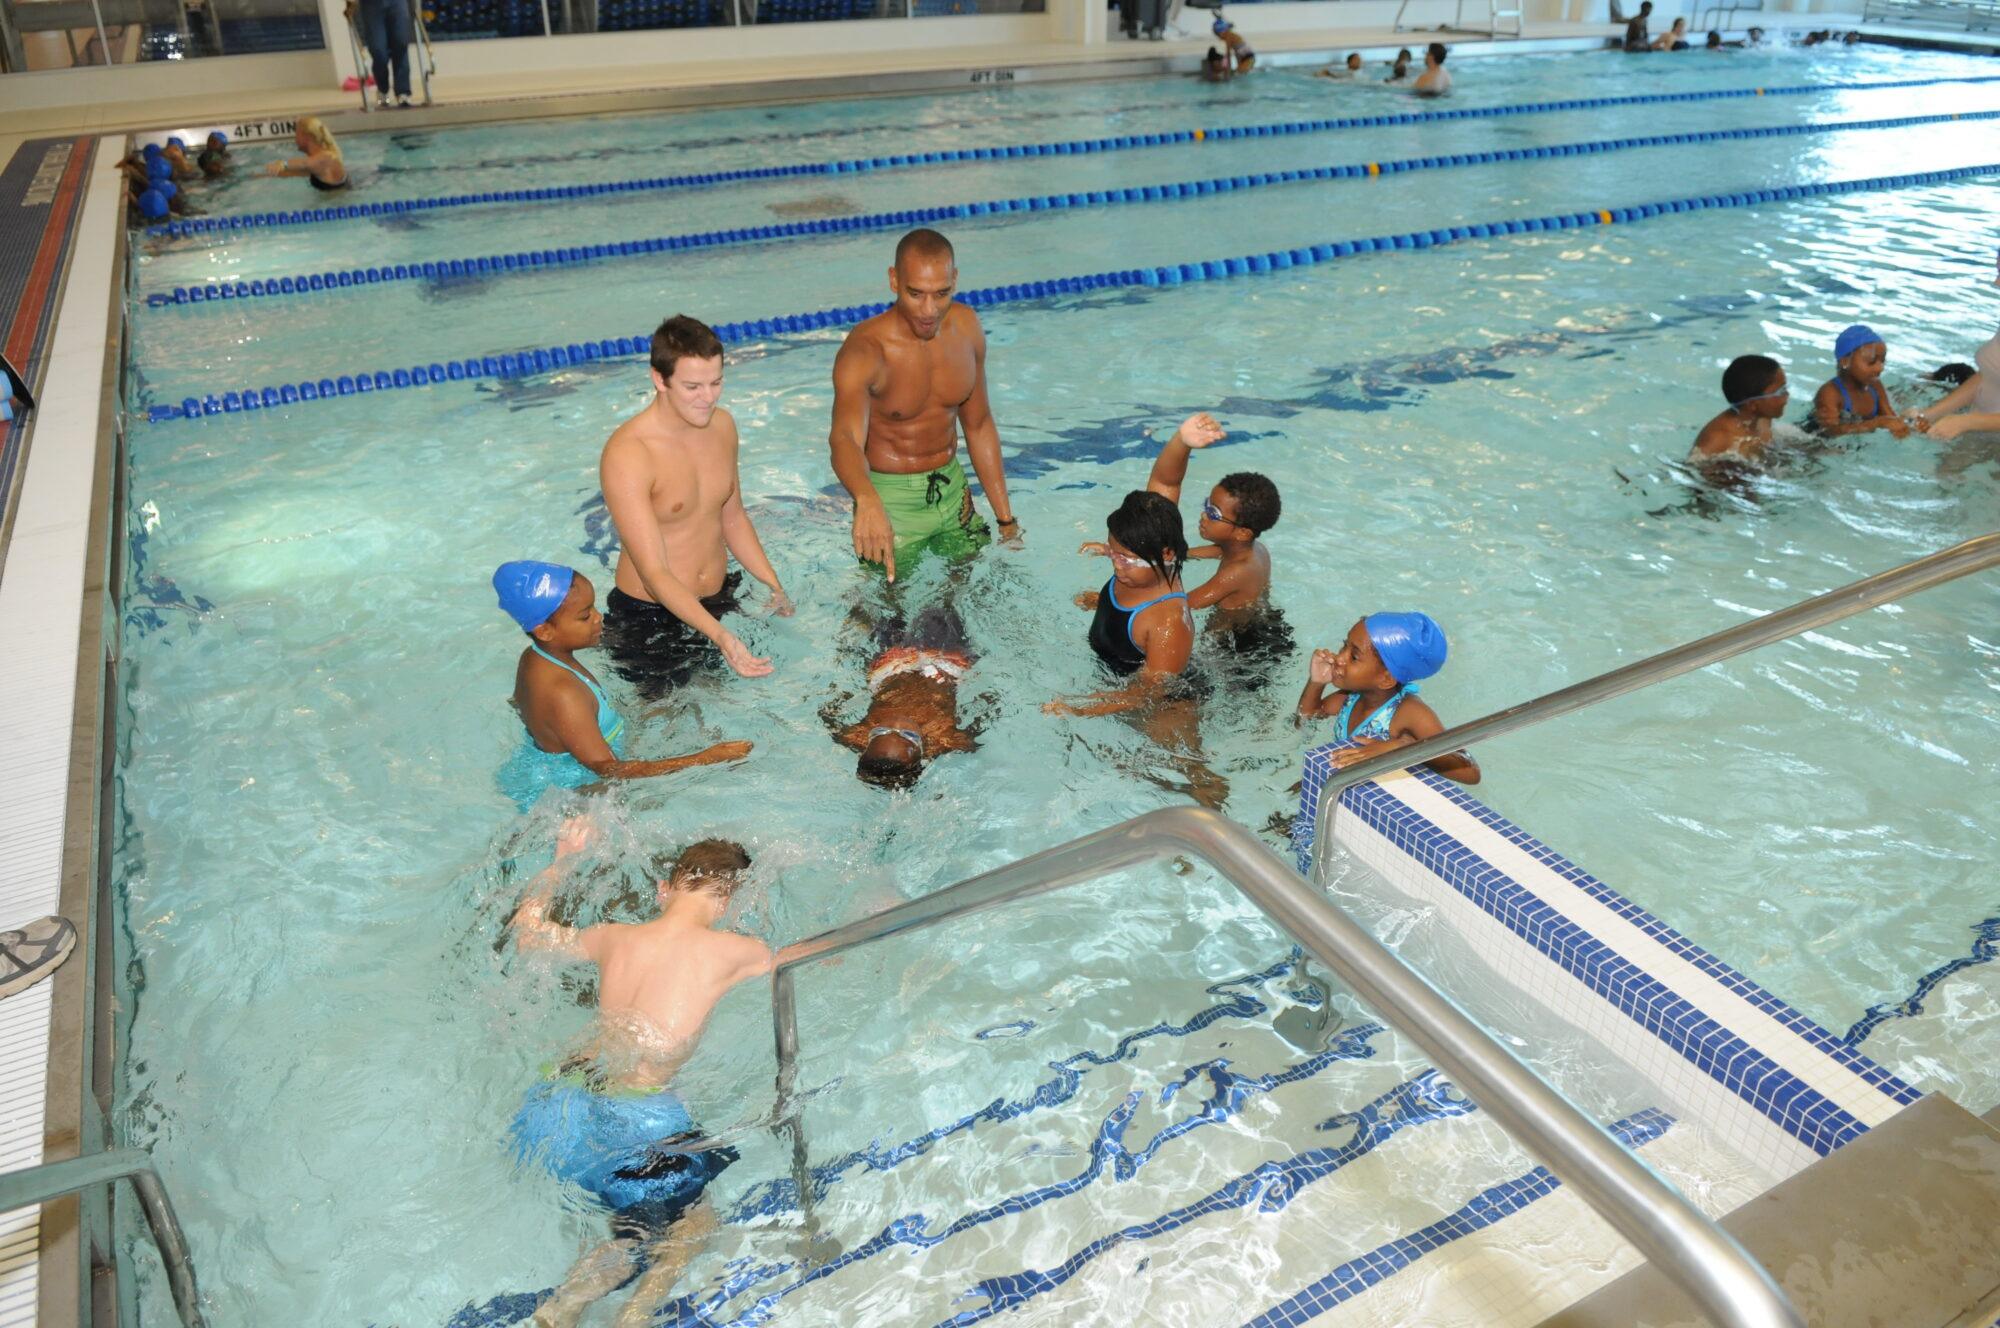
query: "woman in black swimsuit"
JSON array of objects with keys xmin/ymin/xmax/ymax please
[{"xmin": 264, "ymin": 116, "xmax": 349, "ymax": 192}]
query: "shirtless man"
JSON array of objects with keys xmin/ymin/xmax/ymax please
[
  {"xmin": 509, "ymin": 827, "xmax": 774, "ymax": 1328},
  {"xmin": 830, "ymin": 229, "xmax": 1020, "ymax": 583},
  {"xmin": 601, "ymin": 314, "xmax": 790, "ymax": 697}
]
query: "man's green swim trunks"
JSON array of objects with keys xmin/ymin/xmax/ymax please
[{"xmin": 870, "ymin": 456, "xmax": 991, "ymax": 568}]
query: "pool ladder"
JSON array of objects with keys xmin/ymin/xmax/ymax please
[
  {"xmin": 768, "ymin": 531, "xmax": 2000, "ymax": 1328},
  {"xmin": 0, "ymin": 1148, "xmax": 206, "ymax": 1328}
]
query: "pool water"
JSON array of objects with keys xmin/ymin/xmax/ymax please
[{"xmin": 115, "ymin": 43, "xmax": 2000, "ymax": 1326}]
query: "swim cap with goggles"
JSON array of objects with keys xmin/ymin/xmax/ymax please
[
  {"xmin": 1834, "ymin": 324, "xmax": 1882, "ymax": 362},
  {"xmin": 1365, "ymin": 612, "xmax": 1448, "ymax": 684},
  {"xmin": 493, "ymin": 560, "xmax": 575, "ymax": 631},
  {"xmin": 1212, "ymin": 15, "xmax": 1232, "ymax": 33}
]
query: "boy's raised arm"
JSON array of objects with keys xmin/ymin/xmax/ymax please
[{"xmin": 1144, "ymin": 413, "xmax": 1227, "ymax": 504}]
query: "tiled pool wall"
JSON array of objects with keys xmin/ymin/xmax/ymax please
[{"xmin": 1294, "ymin": 745, "xmax": 1924, "ymax": 1186}]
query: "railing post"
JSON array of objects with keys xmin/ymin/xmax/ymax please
[{"xmin": 769, "ymin": 966, "xmax": 821, "ymax": 1255}]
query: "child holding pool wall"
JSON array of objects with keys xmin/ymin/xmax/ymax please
[
  {"xmin": 494, "ymin": 561, "xmax": 751, "ymax": 810},
  {"xmin": 1296, "ymin": 613, "xmax": 1479, "ymax": 785}
]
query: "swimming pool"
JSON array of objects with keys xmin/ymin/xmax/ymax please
[{"xmin": 114, "ymin": 41, "xmax": 2000, "ymax": 1325}]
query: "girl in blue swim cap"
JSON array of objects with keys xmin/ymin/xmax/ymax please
[
  {"xmin": 1296, "ymin": 612, "xmax": 1479, "ymax": 784},
  {"xmin": 494, "ymin": 560, "xmax": 752, "ymax": 810}
]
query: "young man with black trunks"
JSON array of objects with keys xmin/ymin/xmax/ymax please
[{"xmin": 600, "ymin": 315, "xmax": 791, "ymax": 699}]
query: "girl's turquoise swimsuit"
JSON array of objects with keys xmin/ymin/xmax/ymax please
[
  {"xmin": 497, "ymin": 644, "xmax": 626, "ymax": 810},
  {"xmin": 1334, "ymin": 682, "xmax": 1417, "ymax": 745}
]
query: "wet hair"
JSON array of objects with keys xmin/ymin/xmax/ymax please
[
  {"xmin": 1427, "ymin": 42, "xmax": 1447, "ymax": 62},
  {"xmin": 1927, "ymin": 362, "xmax": 1978, "ymax": 386},
  {"xmin": 657, "ymin": 839, "xmax": 752, "ymax": 893},
  {"xmin": 649, "ymin": 314, "xmax": 724, "ymax": 381},
  {"xmin": 1394, "ymin": 46, "xmax": 1412, "ymax": 60},
  {"xmin": 895, "ymin": 228, "xmax": 955, "ymax": 271},
  {"xmin": 1218, "ymin": 472, "xmax": 1281, "ymax": 535},
  {"xmin": 1722, "ymin": 354, "xmax": 1782, "ymax": 404},
  {"xmin": 1705, "ymin": 28, "xmax": 1721, "ymax": 45},
  {"xmin": 1638, "ymin": 2, "xmax": 1651, "ymax": 11},
  {"xmin": 856, "ymin": 734, "xmax": 923, "ymax": 790},
  {"xmin": 1106, "ymin": 490, "xmax": 1188, "ymax": 583}
]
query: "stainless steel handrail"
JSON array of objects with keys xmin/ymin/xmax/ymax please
[
  {"xmin": 768, "ymin": 807, "xmax": 1802, "ymax": 1328},
  {"xmin": 0, "ymin": 1148, "xmax": 207, "ymax": 1328},
  {"xmin": 1308, "ymin": 532, "xmax": 2000, "ymax": 879}
]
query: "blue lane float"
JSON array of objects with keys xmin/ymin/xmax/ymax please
[
  {"xmin": 145, "ymin": 72, "xmax": 2000, "ymax": 239},
  {"xmin": 142, "ymin": 161, "xmax": 2000, "ymax": 423},
  {"xmin": 140, "ymin": 107, "xmax": 2000, "ymax": 311}
]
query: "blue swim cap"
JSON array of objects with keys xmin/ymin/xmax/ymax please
[
  {"xmin": 143, "ymin": 143, "xmax": 163, "ymax": 158},
  {"xmin": 493, "ymin": 560, "xmax": 575, "ymax": 631},
  {"xmin": 167, "ymin": 136, "xmax": 185, "ymax": 151},
  {"xmin": 1212, "ymin": 15, "xmax": 1232, "ymax": 32},
  {"xmin": 1365, "ymin": 612, "xmax": 1448, "ymax": 684},
  {"xmin": 147, "ymin": 157, "xmax": 172, "ymax": 181},
  {"xmin": 156, "ymin": 180, "xmax": 177, "ymax": 201},
  {"xmin": 210, "ymin": 131, "xmax": 228, "ymax": 146},
  {"xmin": 1834, "ymin": 324, "xmax": 1882, "ymax": 362},
  {"xmin": 138, "ymin": 189, "xmax": 169, "ymax": 221}
]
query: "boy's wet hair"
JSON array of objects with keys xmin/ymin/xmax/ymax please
[
  {"xmin": 857, "ymin": 745, "xmax": 923, "ymax": 789},
  {"xmin": 1927, "ymin": 362, "xmax": 1978, "ymax": 386},
  {"xmin": 656, "ymin": 839, "xmax": 752, "ymax": 894},
  {"xmin": 1722, "ymin": 354, "xmax": 1782, "ymax": 404},
  {"xmin": 1219, "ymin": 472, "xmax": 1281, "ymax": 535},
  {"xmin": 650, "ymin": 314, "xmax": 725, "ymax": 381},
  {"xmin": 1427, "ymin": 41, "xmax": 1447, "ymax": 61},
  {"xmin": 1106, "ymin": 490, "xmax": 1188, "ymax": 582}
]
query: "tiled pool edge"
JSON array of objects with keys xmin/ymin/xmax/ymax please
[
  {"xmin": 1293, "ymin": 744, "xmax": 1918, "ymax": 1173},
  {"xmin": 0, "ymin": 148, "xmax": 127, "ymax": 1328}
]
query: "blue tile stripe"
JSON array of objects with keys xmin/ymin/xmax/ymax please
[
  {"xmin": 1843, "ymin": 914, "xmax": 2000, "ymax": 1046},
  {"xmin": 1299, "ymin": 742, "xmax": 1917, "ymax": 1107},
  {"xmin": 1239, "ymin": 1108, "xmax": 1677, "ymax": 1328}
]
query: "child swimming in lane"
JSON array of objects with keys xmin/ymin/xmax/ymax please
[
  {"xmin": 1690, "ymin": 354, "xmax": 1790, "ymax": 463},
  {"xmin": 509, "ymin": 828, "xmax": 773, "ymax": 1328},
  {"xmin": 1296, "ymin": 613, "xmax": 1478, "ymax": 784},
  {"xmin": 1316, "ymin": 52, "xmax": 1365, "ymax": 77},
  {"xmin": 1811, "ymin": 325, "xmax": 1910, "ymax": 439},
  {"xmin": 494, "ymin": 560, "xmax": 750, "ymax": 810}
]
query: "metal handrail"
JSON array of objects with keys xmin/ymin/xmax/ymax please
[
  {"xmin": 0, "ymin": 1148, "xmax": 207, "ymax": 1328},
  {"xmin": 769, "ymin": 807, "xmax": 1802, "ymax": 1328},
  {"xmin": 1309, "ymin": 532, "xmax": 2000, "ymax": 879}
]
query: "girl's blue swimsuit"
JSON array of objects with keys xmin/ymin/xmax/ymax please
[
  {"xmin": 1334, "ymin": 683, "xmax": 1418, "ymax": 744},
  {"xmin": 497, "ymin": 645, "xmax": 626, "ymax": 810},
  {"xmin": 1826, "ymin": 375, "xmax": 1887, "ymax": 423}
]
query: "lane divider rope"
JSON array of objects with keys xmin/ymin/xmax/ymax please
[
  {"xmin": 143, "ymin": 108, "xmax": 2000, "ymax": 311},
  {"xmin": 146, "ymin": 73, "xmax": 2000, "ymax": 239},
  {"xmin": 142, "ymin": 162, "xmax": 2000, "ymax": 423}
]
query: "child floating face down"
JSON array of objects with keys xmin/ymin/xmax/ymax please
[
  {"xmin": 493, "ymin": 561, "xmax": 750, "ymax": 809},
  {"xmin": 1690, "ymin": 354, "xmax": 1789, "ymax": 463},
  {"xmin": 1297, "ymin": 613, "xmax": 1479, "ymax": 784},
  {"xmin": 827, "ymin": 603, "xmax": 981, "ymax": 790}
]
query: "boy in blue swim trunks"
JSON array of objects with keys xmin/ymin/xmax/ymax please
[
  {"xmin": 509, "ymin": 829, "xmax": 774, "ymax": 1327},
  {"xmin": 495, "ymin": 560, "xmax": 751, "ymax": 811},
  {"xmin": 1296, "ymin": 613, "xmax": 1479, "ymax": 784}
]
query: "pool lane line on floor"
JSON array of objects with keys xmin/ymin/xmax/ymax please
[
  {"xmin": 141, "ymin": 161, "xmax": 2000, "ymax": 423},
  {"xmin": 145, "ymin": 72, "xmax": 2000, "ymax": 240},
  {"xmin": 140, "ymin": 107, "xmax": 2000, "ymax": 311}
]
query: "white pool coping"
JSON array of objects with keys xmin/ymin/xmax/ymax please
[{"xmin": 0, "ymin": 147, "xmax": 124, "ymax": 1328}]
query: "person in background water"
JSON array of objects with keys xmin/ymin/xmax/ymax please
[
  {"xmin": 825, "ymin": 603, "xmax": 980, "ymax": 790},
  {"xmin": 1201, "ymin": 46, "xmax": 1232, "ymax": 81},
  {"xmin": 264, "ymin": 116, "xmax": 348, "ymax": 191},
  {"xmin": 1811, "ymin": 325, "xmax": 1909, "ymax": 439},
  {"xmin": 1623, "ymin": 1, "xmax": 1652, "ymax": 51},
  {"xmin": 600, "ymin": 315, "xmax": 791, "ymax": 695},
  {"xmin": 1213, "ymin": 12, "xmax": 1256, "ymax": 72},
  {"xmin": 509, "ymin": 829, "xmax": 775, "ymax": 1328},
  {"xmin": 830, "ymin": 229, "xmax": 1021, "ymax": 583},
  {"xmin": 1317, "ymin": 52, "xmax": 1365, "ymax": 77},
  {"xmin": 348, "ymin": 0, "xmax": 417, "ymax": 107},
  {"xmin": 1652, "ymin": 16, "xmax": 1690, "ymax": 48},
  {"xmin": 1413, "ymin": 42, "xmax": 1452, "ymax": 95},
  {"xmin": 1297, "ymin": 613, "xmax": 1479, "ymax": 784},
  {"xmin": 1386, "ymin": 47, "xmax": 1413, "ymax": 80},
  {"xmin": 197, "ymin": 131, "xmax": 230, "ymax": 178},
  {"xmin": 1690, "ymin": 354, "xmax": 1789, "ymax": 463},
  {"xmin": 493, "ymin": 561, "xmax": 750, "ymax": 811}
]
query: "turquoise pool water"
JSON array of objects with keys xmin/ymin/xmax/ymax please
[{"xmin": 116, "ymin": 43, "xmax": 2000, "ymax": 1326}]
